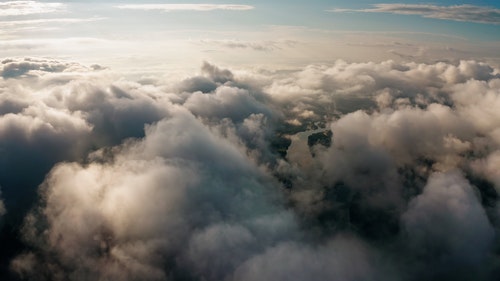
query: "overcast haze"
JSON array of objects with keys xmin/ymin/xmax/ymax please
[{"xmin": 1, "ymin": 1, "xmax": 500, "ymax": 281}]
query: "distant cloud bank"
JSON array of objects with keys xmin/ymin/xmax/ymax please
[
  {"xmin": 330, "ymin": 3, "xmax": 500, "ymax": 24},
  {"xmin": 0, "ymin": 1, "xmax": 65, "ymax": 16}
]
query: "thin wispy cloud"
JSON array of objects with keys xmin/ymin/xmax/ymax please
[
  {"xmin": 0, "ymin": 17, "xmax": 105, "ymax": 27},
  {"xmin": 330, "ymin": 4, "xmax": 500, "ymax": 24},
  {"xmin": 195, "ymin": 39, "xmax": 298, "ymax": 51},
  {"xmin": 0, "ymin": 17, "xmax": 105, "ymax": 40},
  {"xmin": 0, "ymin": 1, "xmax": 65, "ymax": 16},
  {"xmin": 116, "ymin": 4, "xmax": 254, "ymax": 12}
]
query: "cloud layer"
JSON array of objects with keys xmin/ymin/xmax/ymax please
[
  {"xmin": 331, "ymin": 4, "xmax": 500, "ymax": 24},
  {"xmin": 0, "ymin": 1, "xmax": 64, "ymax": 17},
  {"xmin": 116, "ymin": 4, "xmax": 254, "ymax": 12},
  {"xmin": 0, "ymin": 57, "xmax": 499, "ymax": 281}
]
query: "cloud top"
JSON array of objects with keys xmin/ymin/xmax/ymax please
[{"xmin": 0, "ymin": 57, "xmax": 499, "ymax": 280}]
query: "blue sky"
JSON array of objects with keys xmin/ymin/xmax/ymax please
[{"xmin": 1, "ymin": 1, "xmax": 499, "ymax": 72}]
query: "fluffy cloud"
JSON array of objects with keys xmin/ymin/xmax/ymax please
[
  {"xmin": 402, "ymin": 171, "xmax": 495, "ymax": 279},
  {"xmin": 331, "ymin": 4, "xmax": 500, "ymax": 25},
  {"xmin": 1, "ymin": 57, "xmax": 89, "ymax": 78},
  {"xmin": 233, "ymin": 238, "xmax": 393, "ymax": 281},
  {"xmin": 0, "ymin": 58, "xmax": 170, "ymax": 215},
  {"xmin": 15, "ymin": 107, "xmax": 298, "ymax": 281},
  {"xmin": 1, "ymin": 57, "xmax": 500, "ymax": 281}
]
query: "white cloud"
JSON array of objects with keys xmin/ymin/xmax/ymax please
[
  {"xmin": 0, "ymin": 57, "xmax": 499, "ymax": 281},
  {"xmin": 16, "ymin": 107, "xmax": 296, "ymax": 280},
  {"xmin": 0, "ymin": 1, "xmax": 65, "ymax": 16},
  {"xmin": 115, "ymin": 4, "xmax": 254, "ymax": 12},
  {"xmin": 330, "ymin": 4, "xmax": 500, "ymax": 24}
]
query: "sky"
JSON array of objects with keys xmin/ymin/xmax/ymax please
[
  {"xmin": 1, "ymin": 0, "xmax": 500, "ymax": 73},
  {"xmin": 1, "ymin": 1, "xmax": 500, "ymax": 281}
]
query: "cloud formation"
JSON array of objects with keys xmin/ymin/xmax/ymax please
[
  {"xmin": 330, "ymin": 4, "xmax": 500, "ymax": 24},
  {"xmin": 0, "ymin": 1, "xmax": 64, "ymax": 16},
  {"xmin": 0, "ymin": 57, "xmax": 499, "ymax": 280},
  {"xmin": 116, "ymin": 4, "xmax": 254, "ymax": 12},
  {"xmin": 195, "ymin": 39, "xmax": 298, "ymax": 52},
  {"xmin": 402, "ymin": 171, "xmax": 495, "ymax": 279}
]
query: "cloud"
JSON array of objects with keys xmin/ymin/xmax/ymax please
[
  {"xmin": 15, "ymin": 107, "xmax": 297, "ymax": 280},
  {"xmin": 1, "ymin": 57, "xmax": 90, "ymax": 78},
  {"xmin": 0, "ymin": 57, "xmax": 500, "ymax": 280},
  {"xmin": 0, "ymin": 1, "xmax": 65, "ymax": 16},
  {"xmin": 330, "ymin": 4, "xmax": 500, "ymax": 24},
  {"xmin": 0, "ymin": 17, "xmax": 105, "ymax": 28},
  {"xmin": 0, "ymin": 57, "xmax": 168, "ymax": 223},
  {"xmin": 115, "ymin": 4, "xmax": 254, "ymax": 12},
  {"xmin": 402, "ymin": 171, "xmax": 495, "ymax": 279},
  {"xmin": 233, "ymin": 237, "xmax": 394, "ymax": 281},
  {"xmin": 471, "ymin": 151, "xmax": 500, "ymax": 193},
  {"xmin": 195, "ymin": 39, "xmax": 298, "ymax": 52}
]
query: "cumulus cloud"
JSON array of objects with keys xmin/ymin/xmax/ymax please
[
  {"xmin": 1, "ymin": 57, "xmax": 500, "ymax": 281},
  {"xmin": 1, "ymin": 57, "xmax": 89, "ymax": 78},
  {"xmin": 233, "ymin": 237, "xmax": 394, "ymax": 281},
  {"xmin": 15, "ymin": 107, "xmax": 298, "ymax": 280},
  {"xmin": 402, "ymin": 171, "xmax": 495, "ymax": 279},
  {"xmin": 115, "ymin": 4, "xmax": 254, "ymax": 12},
  {"xmin": 0, "ymin": 57, "xmax": 172, "ymax": 276},
  {"xmin": 0, "ymin": 1, "xmax": 65, "ymax": 16},
  {"xmin": 330, "ymin": 4, "xmax": 500, "ymax": 24}
]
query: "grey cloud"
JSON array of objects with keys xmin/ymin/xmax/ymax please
[
  {"xmin": 177, "ymin": 76, "xmax": 217, "ymax": 93},
  {"xmin": 233, "ymin": 237, "xmax": 394, "ymax": 281},
  {"xmin": 175, "ymin": 62, "xmax": 234, "ymax": 93},
  {"xmin": 1, "ymin": 57, "xmax": 91, "ymax": 79},
  {"xmin": 471, "ymin": 151, "xmax": 500, "ymax": 193},
  {"xmin": 402, "ymin": 171, "xmax": 495, "ymax": 279},
  {"xmin": 201, "ymin": 61, "xmax": 234, "ymax": 84},
  {"xmin": 330, "ymin": 4, "xmax": 500, "ymax": 25}
]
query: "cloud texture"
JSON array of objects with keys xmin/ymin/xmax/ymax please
[
  {"xmin": 331, "ymin": 3, "xmax": 500, "ymax": 24},
  {"xmin": 1, "ymin": 57, "xmax": 500, "ymax": 281},
  {"xmin": 0, "ymin": 1, "xmax": 64, "ymax": 17}
]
